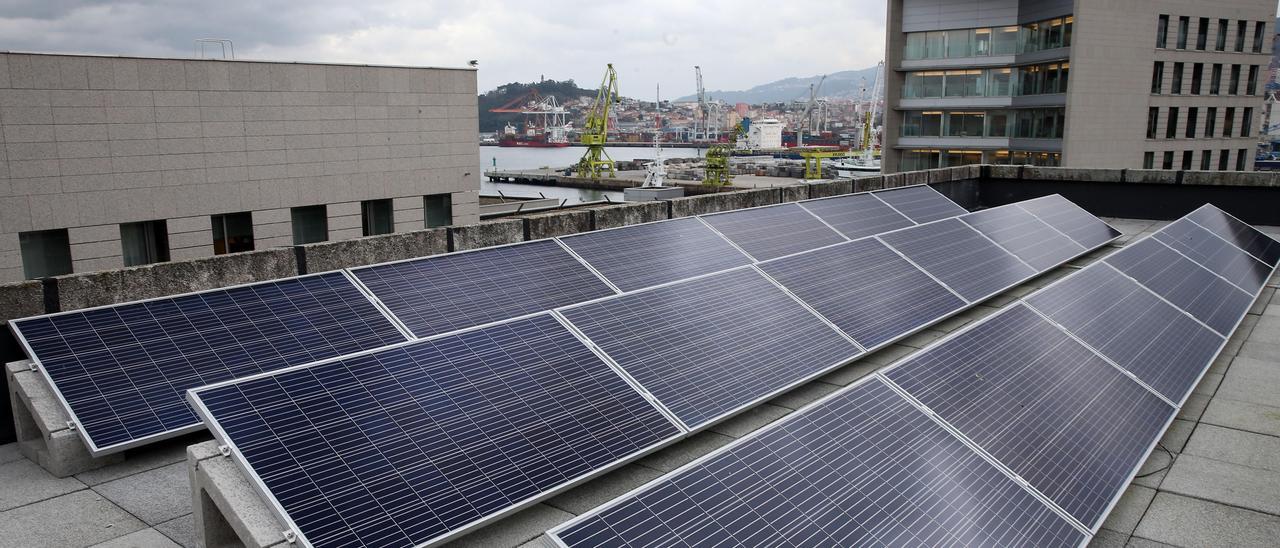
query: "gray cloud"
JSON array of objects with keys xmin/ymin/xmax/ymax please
[{"xmin": 0, "ymin": 0, "xmax": 888, "ymax": 97}]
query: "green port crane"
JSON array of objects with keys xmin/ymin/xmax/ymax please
[
  {"xmin": 703, "ymin": 121, "xmax": 744, "ymax": 187},
  {"xmin": 576, "ymin": 64, "xmax": 619, "ymax": 179}
]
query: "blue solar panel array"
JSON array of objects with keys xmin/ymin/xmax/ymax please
[
  {"xmin": 961, "ymin": 204, "xmax": 1086, "ymax": 270},
  {"xmin": 1103, "ymin": 237, "xmax": 1253, "ymax": 336},
  {"xmin": 879, "ymin": 217, "xmax": 1039, "ymax": 302},
  {"xmin": 797, "ymin": 192, "xmax": 915, "ymax": 239},
  {"xmin": 10, "ymin": 272, "xmax": 408, "ymax": 454},
  {"xmin": 872, "ymin": 184, "xmax": 969, "ymax": 223},
  {"xmin": 557, "ymin": 216, "xmax": 754, "ymax": 292},
  {"xmin": 1018, "ymin": 194, "xmax": 1122, "ymax": 249},
  {"xmin": 699, "ymin": 203, "xmax": 847, "ymax": 261},
  {"xmin": 1154, "ymin": 219, "xmax": 1272, "ymax": 293},
  {"xmin": 190, "ymin": 314, "xmax": 682, "ymax": 548},
  {"xmin": 349, "ymin": 240, "xmax": 616, "ymax": 338}
]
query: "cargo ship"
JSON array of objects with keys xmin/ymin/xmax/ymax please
[{"xmin": 498, "ymin": 122, "xmax": 571, "ymax": 148}]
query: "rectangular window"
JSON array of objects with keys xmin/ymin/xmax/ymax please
[
  {"xmin": 1015, "ymin": 110, "xmax": 1036, "ymax": 138},
  {"xmin": 1163, "ymin": 151, "xmax": 1175, "ymax": 169},
  {"xmin": 1144, "ymin": 151, "xmax": 1155, "ymax": 169},
  {"xmin": 1254, "ymin": 21, "xmax": 1266, "ymax": 53},
  {"xmin": 424, "ymin": 194, "xmax": 453, "ymax": 228},
  {"xmin": 926, "ymin": 31, "xmax": 946, "ymax": 58},
  {"xmin": 1147, "ymin": 107, "xmax": 1160, "ymax": 138},
  {"xmin": 904, "ymin": 33, "xmax": 927, "ymax": 60},
  {"xmin": 1201, "ymin": 150, "xmax": 1212, "ymax": 171},
  {"xmin": 1219, "ymin": 149, "xmax": 1231, "ymax": 170},
  {"xmin": 1022, "ymin": 21, "xmax": 1043, "ymax": 53},
  {"xmin": 1182, "ymin": 150, "xmax": 1193, "ymax": 170},
  {"xmin": 1236, "ymin": 20, "xmax": 1247, "ymax": 51},
  {"xmin": 1186, "ymin": 107, "xmax": 1198, "ymax": 138},
  {"xmin": 947, "ymin": 29, "xmax": 974, "ymax": 58},
  {"xmin": 1177, "ymin": 16, "xmax": 1189, "ymax": 49},
  {"xmin": 946, "ymin": 112, "xmax": 985, "ymax": 137},
  {"xmin": 1157, "ymin": 15, "xmax": 1169, "ymax": 48},
  {"xmin": 1247, "ymin": 65, "xmax": 1259, "ymax": 95},
  {"xmin": 987, "ymin": 111, "xmax": 1010, "ymax": 137},
  {"xmin": 1151, "ymin": 62, "xmax": 1164, "ymax": 94},
  {"xmin": 1036, "ymin": 108, "xmax": 1058, "ymax": 138},
  {"xmin": 993, "ymin": 26, "xmax": 1019, "ymax": 55},
  {"xmin": 291, "ymin": 205, "xmax": 328, "ymax": 245},
  {"xmin": 1216, "ymin": 19, "xmax": 1228, "ymax": 50},
  {"xmin": 1210, "ymin": 64, "xmax": 1222, "ymax": 94},
  {"xmin": 212, "ymin": 212, "xmax": 254, "ymax": 255},
  {"xmin": 1229, "ymin": 64, "xmax": 1241, "ymax": 94},
  {"xmin": 1224, "ymin": 107, "xmax": 1236, "ymax": 136},
  {"xmin": 1046, "ymin": 18, "xmax": 1065, "ymax": 49},
  {"xmin": 1242, "ymin": 107, "xmax": 1253, "ymax": 137},
  {"xmin": 987, "ymin": 68, "xmax": 1012, "ymax": 96},
  {"xmin": 974, "ymin": 28, "xmax": 992, "ymax": 56},
  {"xmin": 1063, "ymin": 16, "xmax": 1074, "ymax": 47},
  {"xmin": 905, "ymin": 71, "xmax": 944, "ymax": 98},
  {"xmin": 1171, "ymin": 62, "xmax": 1183, "ymax": 94},
  {"xmin": 1196, "ymin": 17, "xmax": 1208, "ymax": 50},
  {"xmin": 361, "ymin": 199, "xmax": 394, "ymax": 236},
  {"xmin": 1206, "ymin": 107, "xmax": 1217, "ymax": 137},
  {"xmin": 1166, "ymin": 107, "xmax": 1179, "ymax": 138},
  {"xmin": 1238, "ymin": 148, "xmax": 1248, "ymax": 171},
  {"xmin": 1190, "ymin": 63, "xmax": 1203, "ymax": 94},
  {"xmin": 120, "ymin": 220, "xmax": 169, "ymax": 267},
  {"xmin": 944, "ymin": 70, "xmax": 983, "ymax": 97},
  {"xmin": 19, "ymin": 229, "xmax": 73, "ymax": 279},
  {"xmin": 921, "ymin": 111, "xmax": 943, "ymax": 136}
]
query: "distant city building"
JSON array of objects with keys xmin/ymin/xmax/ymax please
[
  {"xmin": 735, "ymin": 102, "xmax": 750, "ymax": 117},
  {"xmin": 883, "ymin": 0, "xmax": 1275, "ymax": 172},
  {"xmin": 748, "ymin": 118, "xmax": 784, "ymax": 149},
  {"xmin": 0, "ymin": 53, "xmax": 480, "ymax": 282}
]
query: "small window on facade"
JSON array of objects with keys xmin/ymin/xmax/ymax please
[
  {"xmin": 1166, "ymin": 107, "xmax": 1179, "ymax": 138},
  {"xmin": 1185, "ymin": 107, "xmax": 1198, "ymax": 138},
  {"xmin": 120, "ymin": 220, "xmax": 169, "ymax": 267},
  {"xmin": 1200, "ymin": 150, "xmax": 1212, "ymax": 171},
  {"xmin": 1236, "ymin": 20, "xmax": 1247, "ymax": 51},
  {"xmin": 1147, "ymin": 107, "xmax": 1159, "ymax": 139},
  {"xmin": 1216, "ymin": 19, "xmax": 1228, "ymax": 50},
  {"xmin": 1210, "ymin": 64, "xmax": 1222, "ymax": 94},
  {"xmin": 1219, "ymin": 149, "xmax": 1231, "ymax": 170},
  {"xmin": 1254, "ymin": 21, "xmax": 1266, "ymax": 53},
  {"xmin": 1206, "ymin": 107, "xmax": 1217, "ymax": 137},
  {"xmin": 1162, "ymin": 151, "xmax": 1175, "ymax": 169},
  {"xmin": 424, "ymin": 194, "xmax": 453, "ymax": 228},
  {"xmin": 1156, "ymin": 15, "xmax": 1169, "ymax": 48},
  {"xmin": 1190, "ymin": 63, "xmax": 1203, "ymax": 94},
  {"xmin": 1176, "ymin": 16, "xmax": 1189, "ymax": 49},
  {"xmin": 212, "ymin": 212, "xmax": 254, "ymax": 254},
  {"xmin": 1143, "ymin": 152, "xmax": 1155, "ymax": 169},
  {"xmin": 1171, "ymin": 62, "xmax": 1183, "ymax": 94},
  {"xmin": 1229, "ymin": 64, "xmax": 1241, "ymax": 94},
  {"xmin": 1247, "ymin": 65, "xmax": 1259, "ymax": 95},
  {"xmin": 1241, "ymin": 107, "xmax": 1253, "ymax": 137},
  {"xmin": 291, "ymin": 205, "xmax": 328, "ymax": 245},
  {"xmin": 362, "ymin": 199, "xmax": 394, "ymax": 237},
  {"xmin": 19, "ymin": 229, "xmax": 73, "ymax": 279},
  {"xmin": 1224, "ymin": 107, "xmax": 1236, "ymax": 136},
  {"xmin": 1181, "ymin": 150, "xmax": 1193, "ymax": 170},
  {"xmin": 1151, "ymin": 62, "xmax": 1164, "ymax": 94},
  {"xmin": 1196, "ymin": 18, "xmax": 1208, "ymax": 50},
  {"xmin": 1237, "ymin": 149, "xmax": 1248, "ymax": 171}
]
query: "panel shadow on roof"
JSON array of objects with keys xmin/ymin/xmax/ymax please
[
  {"xmin": 558, "ymin": 217, "xmax": 754, "ymax": 292},
  {"xmin": 699, "ymin": 203, "xmax": 846, "ymax": 261}
]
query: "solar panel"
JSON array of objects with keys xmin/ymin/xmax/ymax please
[
  {"xmin": 872, "ymin": 185, "xmax": 969, "ymax": 223},
  {"xmin": 1185, "ymin": 205, "xmax": 1280, "ymax": 266},
  {"xmin": 961, "ymin": 204, "xmax": 1085, "ymax": 270},
  {"xmin": 1017, "ymin": 195, "xmax": 1121, "ymax": 249},
  {"xmin": 759, "ymin": 238, "xmax": 967, "ymax": 350},
  {"xmin": 796, "ymin": 193, "xmax": 915, "ymax": 240},
  {"xmin": 884, "ymin": 304, "xmax": 1176, "ymax": 528},
  {"xmin": 350, "ymin": 240, "xmax": 616, "ymax": 338},
  {"xmin": 878, "ymin": 218, "xmax": 1038, "ymax": 302},
  {"xmin": 1104, "ymin": 237, "xmax": 1255, "ymax": 336},
  {"xmin": 558, "ymin": 267, "xmax": 861, "ymax": 430},
  {"xmin": 699, "ymin": 203, "xmax": 847, "ymax": 261},
  {"xmin": 189, "ymin": 314, "xmax": 682, "ymax": 548},
  {"xmin": 548, "ymin": 378, "xmax": 1087, "ymax": 548},
  {"xmin": 558, "ymin": 217, "xmax": 753, "ymax": 292},
  {"xmin": 10, "ymin": 272, "xmax": 408, "ymax": 455},
  {"xmin": 1025, "ymin": 264, "xmax": 1224, "ymax": 404},
  {"xmin": 1154, "ymin": 219, "xmax": 1272, "ymax": 293}
]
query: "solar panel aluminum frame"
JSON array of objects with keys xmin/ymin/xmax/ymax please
[
  {"xmin": 7, "ymin": 269, "xmax": 414, "ymax": 457},
  {"xmin": 552, "ymin": 264, "xmax": 868, "ymax": 433},
  {"xmin": 186, "ymin": 311, "xmax": 689, "ymax": 548},
  {"xmin": 868, "ymin": 183, "xmax": 964, "ymax": 221},
  {"xmin": 1183, "ymin": 203, "xmax": 1280, "ymax": 266},
  {"xmin": 543, "ymin": 373, "xmax": 1093, "ymax": 548},
  {"xmin": 695, "ymin": 202, "xmax": 851, "ymax": 262}
]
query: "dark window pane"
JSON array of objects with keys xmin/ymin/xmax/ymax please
[
  {"xmin": 212, "ymin": 212, "xmax": 254, "ymax": 254},
  {"xmin": 291, "ymin": 205, "xmax": 328, "ymax": 245},
  {"xmin": 19, "ymin": 229, "xmax": 73, "ymax": 279},
  {"xmin": 120, "ymin": 220, "xmax": 169, "ymax": 267},
  {"xmin": 424, "ymin": 194, "xmax": 453, "ymax": 228},
  {"xmin": 361, "ymin": 199, "xmax": 394, "ymax": 236}
]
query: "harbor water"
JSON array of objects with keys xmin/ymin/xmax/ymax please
[{"xmin": 479, "ymin": 146, "xmax": 703, "ymax": 203}]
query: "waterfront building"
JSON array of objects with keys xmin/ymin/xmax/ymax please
[
  {"xmin": 883, "ymin": 0, "xmax": 1275, "ymax": 172},
  {"xmin": 0, "ymin": 52, "xmax": 480, "ymax": 281}
]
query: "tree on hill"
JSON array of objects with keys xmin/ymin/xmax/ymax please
[{"xmin": 478, "ymin": 79, "xmax": 596, "ymax": 132}]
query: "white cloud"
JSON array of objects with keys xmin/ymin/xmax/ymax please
[{"xmin": 0, "ymin": 0, "xmax": 887, "ymax": 97}]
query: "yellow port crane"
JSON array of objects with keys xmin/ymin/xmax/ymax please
[
  {"xmin": 576, "ymin": 64, "xmax": 619, "ymax": 179},
  {"xmin": 703, "ymin": 122, "xmax": 744, "ymax": 187}
]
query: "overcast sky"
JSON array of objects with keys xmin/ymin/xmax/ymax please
[{"xmin": 0, "ymin": 0, "xmax": 888, "ymax": 98}]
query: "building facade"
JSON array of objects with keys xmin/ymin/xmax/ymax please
[
  {"xmin": 0, "ymin": 52, "xmax": 480, "ymax": 282},
  {"xmin": 883, "ymin": 0, "xmax": 1275, "ymax": 172}
]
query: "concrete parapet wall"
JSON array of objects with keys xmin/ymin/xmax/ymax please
[
  {"xmin": 668, "ymin": 188, "xmax": 779, "ymax": 218},
  {"xmin": 591, "ymin": 201, "xmax": 668, "ymax": 230},
  {"xmin": 523, "ymin": 210, "xmax": 592, "ymax": 240},
  {"xmin": 54, "ymin": 248, "xmax": 297, "ymax": 312},
  {"xmin": 300, "ymin": 229, "xmax": 447, "ymax": 274},
  {"xmin": 1182, "ymin": 170, "xmax": 1278, "ymax": 187},
  {"xmin": 0, "ymin": 281, "xmax": 43, "ymax": 324},
  {"xmin": 807, "ymin": 179, "xmax": 853, "ymax": 199},
  {"xmin": 448, "ymin": 218, "xmax": 524, "ymax": 251},
  {"xmin": 987, "ymin": 165, "xmax": 1022, "ymax": 179},
  {"xmin": 778, "ymin": 184, "xmax": 808, "ymax": 203},
  {"xmin": 1122, "ymin": 169, "xmax": 1179, "ymax": 185},
  {"xmin": 1023, "ymin": 166, "xmax": 1124, "ymax": 183},
  {"xmin": 856, "ymin": 175, "xmax": 888, "ymax": 192}
]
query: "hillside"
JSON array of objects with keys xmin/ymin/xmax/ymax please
[
  {"xmin": 478, "ymin": 79, "xmax": 596, "ymax": 132},
  {"xmin": 675, "ymin": 66, "xmax": 882, "ymax": 104}
]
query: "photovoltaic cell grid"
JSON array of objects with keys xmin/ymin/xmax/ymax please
[
  {"xmin": 11, "ymin": 272, "xmax": 407, "ymax": 453},
  {"xmin": 190, "ymin": 314, "xmax": 681, "ymax": 548},
  {"xmin": 759, "ymin": 238, "xmax": 967, "ymax": 350},
  {"xmin": 1026, "ymin": 263, "xmax": 1224, "ymax": 404},
  {"xmin": 872, "ymin": 185, "xmax": 969, "ymax": 223},
  {"xmin": 559, "ymin": 267, "xmax": 861, "ymax": 430},
  {"xmin": 961, "ymin": 204, "xmax": 1085, "ymax": 270},
  {"xmin": 796, "ymin": 193, "xmax": 915, "ymax": 240},
  {"xmin": 878, "ymin": 218, "xmax": 1038, "ymax": 302},
  {"xmin": 1185, "ymin": 205, "xmax": 1280, "ymax": 266},
  {"xmin": 558, "ymin": 217, "xmax": 753, "ymax": 292},
  {"xmin": 699, "ymin": 203, "xmax": 847, "ymax": 261},
  {"xmin": 1017, "ymin": 195, "xmax": 1122, "ymax": 249},
  {"xmin": 884, "ymin": 305, "xmax": 1176, "ymax": 528},
  {"xmin": 1104, "ymin": 237, "xmax": 1254, "ymax": 336},
  {"xmin": 350, "ymin": 240, "xmax": 616, "ymax": 338},
  {"xmin": 550, "ymin": 378, "xmax": 1086, "ymax": 548},
  {"xmin": 1154, "ymin": 219, "xmax": 1272, "ymax": 293}
]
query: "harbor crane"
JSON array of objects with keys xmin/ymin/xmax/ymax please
[
  {"xmin": 693, "ymin": 66, "xmax": 722, "ymax": 142},
  {"xmin": 796, "ymin": 74, "xmax": 827, "ymax": 147},
  {"xmin": 861, "ymin": 61, "xmax": 884, "ymax": 164},
  {"xmin": 576, "ymin": 64, "xmax": 619, "ymax": 179}
]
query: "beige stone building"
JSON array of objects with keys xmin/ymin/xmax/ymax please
[
  {"xmin": 0, "ymin": 52, "xmax": 480, "ymax": 282},
  {"xmin": 883, "ymin": 0, "xmax": 1275, "ymax": 173}
]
